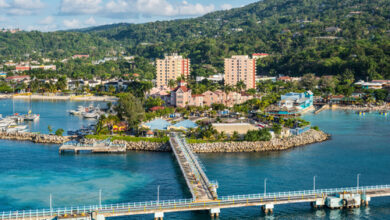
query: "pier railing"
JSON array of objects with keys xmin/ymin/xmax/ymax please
[{"xmin": 2, "ymin": 185, "xmax": 390, "ymax": 219}]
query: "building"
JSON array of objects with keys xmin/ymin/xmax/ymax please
[
  {"xmin": 30, "ymin": 65, "xmax": 57, "ymax": 71},
  {"xmin": 277, "ymin": 76, "xmax": 301, "ymax": 82},
  {"xmin": 195, "ymin": 74, "xmax": 224, "ymax": 83},
  {"xmin": 167, "ymin": 81, "xmax": 253, "ymax": 108},
  {"xmin": 15, "ymin": 66, "xmax": 31, "ymax": 72},
  {"xmin": 5, "ymin": 75, "xmax": 31, "ymax": 83},
  {"xmin": 156, "ymin": 54, "xmax": 190, "ymax": 88},
  {"xmin": 224, "ymin": 55, "xmax": 256, "ymax": 90},
  {"xmin": 72, "ymin": 55, "xmax": 90, "ymax": 59},
  {"xmin": 0, "ymin": 72, "xmax": 6, "ymax": 78},
  {"xmin": 279, "ymin": 91, "xmax": 313, "ymax": 110},
  {"xmin": 252, "ymin": 53, "xmax": 269, "ymax": 59},
  {"xmin": 355, "ymin": 80, "xmax": 384, "ymax": 90}
]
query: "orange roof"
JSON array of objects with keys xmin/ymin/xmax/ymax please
[
  {"xmin": 150, "ymin": 106, "xmax": 165, "ymax": 111},
  {"xmin": 173, "ymin": 86, "xmax": 189, "ymax": 92}
]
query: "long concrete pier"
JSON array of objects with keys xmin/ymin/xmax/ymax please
[
  {"xmin": 169, "ymin": 133, "xmax": 218, "ymax": 201},
  {"xmin": 2, "ymin": 185, "xmax": 390, "ymax": 220}
]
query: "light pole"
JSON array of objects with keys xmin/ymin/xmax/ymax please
[
  {"xmin": 357, "ymin": 174, "xmax": 361, "ymax": 190},
  {"xmin": 313, "ymin": 176, "xmax": 316, "ymax": 191},
  {"xmin": 157, "ymin": 185, "xmax": 160, "ymax": 204},
  {"xmin": 49, "ymin": 193, "xmax": 52, "ymax": 211},
  {"xmin": 99, "ymin": 189, "xmax": 102, "ymax": 208},
  {"xmin": 264, "ymin": 178, "xmax": 267, "ymax": 196}
]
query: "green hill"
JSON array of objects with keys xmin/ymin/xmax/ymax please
[{"xmin": 1, "ymin": 0, "xmax": 389, "ymax": 79}]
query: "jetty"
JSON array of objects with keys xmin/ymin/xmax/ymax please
[
  {"xmin": 169, "ymin": 133, "xmax": 218, "ymax": 201},
  {"xmin": 3, "ymin": 132, "xmax": 390, "ymax": 220},
  {"xmin": 59, "ymin": 139, "xmax": 126, "ymax": 154}
]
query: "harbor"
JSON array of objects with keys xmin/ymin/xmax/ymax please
[{"xmin": 1, "ymin": 100, "xmax": 390, "ymax": 219}]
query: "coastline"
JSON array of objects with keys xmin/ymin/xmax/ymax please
[
  {"xmin": 0, "ymin": 129, "xmax": 329, "ymax": 153},
  {"xmin": 0, "ymin": 94, "xmax": 118, "ymax": 102},
  {"xmin": 329, "ymin": 104, "xmax": 390, "ymax": 112},
  {"xmin": 0, "ymin": 132, "xmax": 73, "ymax": 144},
  {"xmin": 103, "ymin": 129, "xmax": 330, "ymax": 153}
]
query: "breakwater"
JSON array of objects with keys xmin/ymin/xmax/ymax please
[
  {"xmin": 0, "ymin": 132, "xmax": 73, "ymax": 144},
  {"xmin": 112, "ymin": 129, "xmax": 329, "ymax": 153},
  {"xmin": 190, "ymin": 129, "xmax": 329, "ymax": 153},
  {"xmin": 0, "ymin": 129, "xmax": 329, "ymax": 152}
]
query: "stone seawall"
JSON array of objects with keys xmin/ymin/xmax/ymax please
[
  {"xmin": 190, "ymin": 129, "xmax": 329, "ymax": 153},
  {"xmin": 113, "ymin": 129, "xmax": 329, "ymax": 153},
  {"xmin": 112, "ymin": 140, "xmax": 171, "ymax": 152},
  {"xmin": 0, "ymin": 132, "xmax": 73, "ymax": 144},
  {"xmin": 0, "ymin": 129, "xmax": 329, "ymax": 152}
]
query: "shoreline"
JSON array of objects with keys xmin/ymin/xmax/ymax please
[
  {"xmin": 0, "ymin": 94, "xmax": 118, "ymax": 102},
  {"xmin": 329, "ymin": 104, "xmax": 390, "ymax": 112},
  {"xmin": 0, "ymin": 129, "xmax": 330, "ymax": 153}
]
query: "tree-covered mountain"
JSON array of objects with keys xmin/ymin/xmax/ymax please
[{"xmin": 1, "ymin": 0, "xmax": 389, "ymax": 79}]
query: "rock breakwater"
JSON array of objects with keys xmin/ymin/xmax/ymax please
[
  {"xmin": 0, "ymin": 132, "xmax": 73, "ymax": 144},
  {"xmin": 190, "ymin": 129, "xmax": 330, "ymax": 153}
]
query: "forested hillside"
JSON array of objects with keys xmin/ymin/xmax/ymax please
[{"xmin": 1, "ymin": 0, "xmax": 389, "ymax": 79}]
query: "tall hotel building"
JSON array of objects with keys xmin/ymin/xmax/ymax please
[
  {"xmin": 224, "ymin": 55, "xmax": 256, "ymax": 90},
  {"xmin": 156, "ymin": 54, "xmax": 190, "ymax": 88}
]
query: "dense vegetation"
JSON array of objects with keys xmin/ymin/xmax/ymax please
[{"xmin": 0, "ymin": 0, "xmax": 389, "ymax": 80}]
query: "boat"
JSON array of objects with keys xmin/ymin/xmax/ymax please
[
  {"xmin": 82, "ymin": 111, "xmax": 99, "ymax": 119},
  {"xmin": 24, "ymin": 114, "xmax": 40, "ymax": 121}
]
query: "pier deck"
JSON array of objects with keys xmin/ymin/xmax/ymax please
[
  {"xmin": 169, "ymin": 133, "xmax": 217, "ymax": 201},
  {"xmin": 59, "ymin": 139, "xmax": 126, "ymax": 154},
  {"xmin": 3, "ymin": 185, "xmax": 390, "ymax": 220}
]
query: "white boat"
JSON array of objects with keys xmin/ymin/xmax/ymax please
[
  {"xmin": 82, "ymin": 111, "xmax": 99, "ymax": 118},
  {"xmin": 24, "ymin": 114, "xmax": 40, "ymax": 121}
]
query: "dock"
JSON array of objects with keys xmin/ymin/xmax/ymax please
[
  {"xmin": 169, "ymin": 133, "xmax": 218, "ymax": 201},
  {"xmin": 59, "ymin": 139, "xmax": 126, "ymax": 154}
]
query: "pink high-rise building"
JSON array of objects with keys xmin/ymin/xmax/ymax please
[
  {"xmin": 224, "ymin": 55, "xmax": 256, "ymax": 90},
  {"xmin": 156, "ymin": 54, "xmax": 190, "ymax": 88}
]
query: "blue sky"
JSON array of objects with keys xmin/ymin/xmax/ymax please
[{"xmin": 0, "ymin": 0, "xmax": 258, "ymax": 31}]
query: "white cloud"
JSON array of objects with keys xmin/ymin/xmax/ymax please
[
  {"xmin": 0, "ymin": 0, "xmax": 9, "ymax": 8},
  {"xmin": 178, "ymin": 1, "xmax": 214, "ymax": 16},
  {"xmin": 63, "ymin": 19, "xmax": 81, "ymax": 29},
  {"xmin": 4, "ymin": 0, "xmax": 45, "ymax": 15},
  {"xmin": 220, "ymin": 4, "xmax": 232, "ymax": 10},
  {"xmin": 11, "ymin": 0, "xmax": 44, "ymax": 9},
  {"xmin": 85, "ymin": 17, "xmax": 96, "ymax": 25},
  {"xmin": 104, "ymin": 0, "xmax": 214, "ymax": 18},
  {"xmin": 40, "ymin": 16, "xmax": 54, "ymax": 25},
  {"xmin": 60, "ymin": 0, "xmax": 102, "ymax": 15}
]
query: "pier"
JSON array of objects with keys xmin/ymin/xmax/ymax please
[
  {"xmin": 59, "ymin": 139, "xmax": 126, "ymax": 154},
  {"xmin": 3, "ymin": 133, "xmax": 390, "ymax": 219},
  {"xmin": 169, "ymin": 133, "xmax": 218, "ymax": 201}
]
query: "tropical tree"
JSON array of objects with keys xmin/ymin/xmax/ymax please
[{"xmin": 115, "ymin": 93, "xmax": 145, "ymax": 128}]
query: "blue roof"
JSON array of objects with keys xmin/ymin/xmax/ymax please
[
  {"xmin": 173, "ymin": 120, "xmax": 198, "ymax": 129},
  {"xmin": 0, "ymin": 72, "xmax": 6, "ymax": 75},
  {"xmin": 144, "ymin": 119, "xmax": 171, "ymax": 130}
]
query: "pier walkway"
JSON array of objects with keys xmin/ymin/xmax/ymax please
[
  {"xmin": 169, "ymin": 133, "xmax": 218, "ymax": 201},
  {"xmin": 4, "ymin": 133, "xmax": 390, "ymax": 219},
  {"xmin": 2, "ymin": 185, "xmax": 390, "ymax": 220},
  {"xmin": 59, "ymin": 139, "xmax": 126, "ymax": 154}
]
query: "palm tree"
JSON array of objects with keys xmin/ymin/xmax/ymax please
[
  {"xmin": 168, "ymin": 79, "xmax": 176, "ymax": 89},
  {"xmin": 236, "ymin": 80, "xmax": 246, "ymax": 92},
  {"xmin": 223, "ymin": 84, "xmax": 234, "ymax": 95}
]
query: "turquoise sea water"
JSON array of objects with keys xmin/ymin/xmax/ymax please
[{"xmin": 1, "ymin": 100, "xmax": 390, "ymax": 219}]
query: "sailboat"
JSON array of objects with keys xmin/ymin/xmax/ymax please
[{"xmin": 24, "ymin": 96, "xmax": 40, "ymax": 121}]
